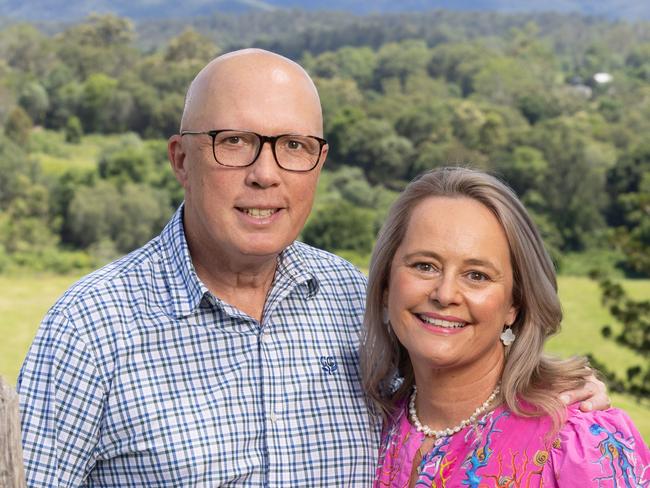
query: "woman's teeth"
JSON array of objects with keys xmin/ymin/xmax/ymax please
[{"xmin": 419, "ymin": 315, "xmax": 465, "ymax": 328}]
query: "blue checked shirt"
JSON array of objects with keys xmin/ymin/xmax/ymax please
[{"xmin": 18, "ymin": 205, "xmax": 380, "ymax": 487}]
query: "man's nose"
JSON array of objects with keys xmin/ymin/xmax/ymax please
[{"xmin": 245, "ymin": 141, "xmax": 282, "ymax": 188}]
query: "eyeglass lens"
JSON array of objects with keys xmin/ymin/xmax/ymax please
[{"xmin": 213, "ymin": 131, "xmax": 321, "ymax": 171}]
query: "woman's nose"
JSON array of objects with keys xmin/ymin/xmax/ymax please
[{"xmin": 429, "ymin": 274, "xmax": 461, "ymax": 307}]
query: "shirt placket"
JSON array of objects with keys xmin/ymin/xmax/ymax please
[{"xmin": 258, "ymin": 272, "xmax": 305, "ymax": 487}]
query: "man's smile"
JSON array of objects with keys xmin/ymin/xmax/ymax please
[{"xmin": 237, "ymin": 207, "xmax": 281, "ymax": 218}]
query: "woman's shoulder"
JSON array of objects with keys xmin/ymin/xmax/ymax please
[
  {"xmin": 559, "ymin": 405, "xmax": 647, "ymax": 445},
  {"xmin": 549, "ymin": 406, "xmax": 649, "ymax": 486}
]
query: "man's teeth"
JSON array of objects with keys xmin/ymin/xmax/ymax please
[
  {"xmin": 243, "ymin": 208, "xmax": 276, "ymax": 218},
  {"xmin": 419, "ymin": 315, "xmax": 465, "ymax": 328}
]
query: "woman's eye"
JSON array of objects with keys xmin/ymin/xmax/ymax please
[
  {"xmin": 467, "ymin": 271, "xmax": 489, "ymax": 281},
  {"xmin": 414, "ymin": 263, "xmax": 434, "ymax": 272}
]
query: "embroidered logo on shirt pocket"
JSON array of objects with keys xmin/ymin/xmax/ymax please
[{"xmin": 319, "ymin": 355, "xmax": 338, "ymax": 374}]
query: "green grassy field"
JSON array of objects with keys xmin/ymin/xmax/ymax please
[{"xmin": 1, "ymin": 273, "xmax": 648, "ymax": 441}]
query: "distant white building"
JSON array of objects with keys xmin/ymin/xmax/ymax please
[{"xmin": 593, "ymin": 72, "xmax": 613, "ymax": 84}]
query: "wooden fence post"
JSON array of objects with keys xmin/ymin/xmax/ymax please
[{"xmin": 0, "ymin": 376, "xmax": 26, "ymax": 488}]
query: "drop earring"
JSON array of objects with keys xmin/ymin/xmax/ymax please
[{"xmin": 500, "ymin": 326, "xmax": 516, "ymax": 346}]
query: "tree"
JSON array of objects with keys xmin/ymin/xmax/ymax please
[
  {"xmin": 150, "ymin": 93, "xmax": 184, "ymax": 138},
  {"xmin": 0, "ymin": 177, "xmax": 58, "ymax": 253},
  {"xmin": 64, "ymin": 116, "xmax": 83, "ymax": 143},
  {"xmin": 336, "ymin": 118, "xmax": 414, "ymax": 185},
  {"xmin": 606, "ymin": 142, "xmax": 650, "ymax": 226},
  {"xmin": 97, "ymin": 134, "xmax": 156, "ymax": 186},
  {"xmin": 590, "ymin": 273, "xmax": 650, "ymax": 400},
  {"xmin": 612, "ymin": 174, "xmax": 650, "ymax": 276},
  {"xmin": 625, "ymin": 42, "xmax": 650, "ymax": 81},
  {"xmin": 55, "ymin": 14, "xmax": 137, "ymax": 79},
  {"xmin": 428, "ymin": 41, "xmax": 489, "ymax": 96},
  {"xmin": 451, "ymin": 100, "xmax": 486, "ymax": 150},
  {"xmin": 395, "ymin": 110, "xmax": 434, "ymax": 147},
  {"xmin": 18, "ymin": 82, "xmax": 49, "ymax": 125},
  {"xmin": 374, "ymin": 40, "xmax": 431, "ymax": 90},
  {"xmin": 302, "ymin": 200, "xmax": 376, "ymax": 254},
  {"xmin": 46, "ymin": 81, "xmax": 83, "ymax": 130},
  {"xmin": 526, "ymin": 118, "xmax": 607, "ymax": 250},
  {"xmin": 0, "ymin": 135, "xmax": 38, "ymax": 209},
  {"xmin": 410, "ymin": 141, "xmax": 450, "ymax": 178},
  {"xmin": 113, "ymin": 183, "xmax": 171, "ymax": 252},
  {"xmin": 0, "ymin": 23, "xmax": 53, "ymax": 76},
  {"xmin": 314, "ymin": 77, "xmax": 364, "ymax": 130},
  {"xmin": 306, "ymin": 46, "xmax": 377, "ymax": 88},
  {"xmin": 66, "ymin": 181, "xmax": 121, "ymax": 249},
  {"xmin": 78, "ymin": 74, "xmax": 119, "ymax": 133},
  {"xmin": 4, "ymin": 106, "xmax": 33, "ymax": 148},
  {"xmin": 67, "ymin": 180, "xmax": 171, "ymax": 253},
  {"xmin": 138, "ymin": 56, "xmax": 205, "ymax": 93},
  {"xmin": 164, "ymin": 28, "xmax": 219, "ymax": 63},
  {"xmin": 492, "ymin": 146, "xmax": 548, "ymax": 198},
  {"xmin": 50, "ymin": 168, "xmax": 95, "ymax": 245},
  {"xmin": 606, "ymin": 142, "xmax": 650, "ymax": 276},
  {"xmin": 120, "ymin": 76, "xmax": 159, "ymax": 136},
  {"xmin": 478, "ymin": 112, "xmax": 508, "ymax": 153}
]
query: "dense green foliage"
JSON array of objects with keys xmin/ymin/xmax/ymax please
[
  {"xmin": 0, "ymin": 10, "xmax": 648, "ymax": 273},
  {"xmin": 2, "ymin": 0, "xmax": 649, "ymax": 23},
  {"xmin": 588, "ymin": 273, "xmax": 650, "ymax": 400}
]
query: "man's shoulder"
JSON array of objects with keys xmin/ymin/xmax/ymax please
[{"xmin": 292, "ymin": 241, "xmax": 366, "ymax": 282}]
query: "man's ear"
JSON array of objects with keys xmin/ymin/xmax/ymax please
[
  {"xmin": 319, "ymin": 143, "xmax": 329, "ymax": 167},
  {"xmin": 168, "ymin": 134, "xmax": 189, "ymax": 189}
]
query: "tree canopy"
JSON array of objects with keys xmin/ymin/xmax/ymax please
[{"xmin": 0, "ymin": 10, "xmax": 647, "ymax": 276}]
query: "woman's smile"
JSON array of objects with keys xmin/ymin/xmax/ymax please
[
  {"xmin": 386, "ymin": 196, "xmax": 518, "ymax": 373},
  {"xmin": 415, "ymin": 312, "xmax": 467, "ymax": 333}
]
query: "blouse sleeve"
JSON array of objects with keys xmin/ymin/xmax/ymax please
[{"xmin": 549, "ymin": 406, "xmax": 649, "ymax": 487}]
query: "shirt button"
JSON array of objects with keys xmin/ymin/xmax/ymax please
[
  {"xmin": 270, "ymin": 412, "xmax": 278, "ymax": 423},
  {"xmin": 261, "ymin": 330, "xmax": 272, "ymax": 344}
]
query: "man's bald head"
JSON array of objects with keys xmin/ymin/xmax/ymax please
[
  {"xmin": 180, "ymin": 48, "xmax": 323, "ymax": 136},
  {"xmin": 168, "ymin": 48, "xmax": 329, "ymax": 286}
]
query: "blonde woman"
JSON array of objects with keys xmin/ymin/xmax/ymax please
[{"xmin": 362, "ymin": 167, "xmax": 649, "ymax": 486}]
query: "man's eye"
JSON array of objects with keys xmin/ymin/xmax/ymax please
[
  {"xmin": 286, "ymin": 139, "xmax": 303, "ymax": 150},
  {"xmin": 225, "ymin": 136, "xmax": 241, "ymax": 144}
]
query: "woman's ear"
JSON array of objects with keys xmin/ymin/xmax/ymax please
[{"xmin": 505, "ymin": 304, "xmax": 518, "ymax": 328}]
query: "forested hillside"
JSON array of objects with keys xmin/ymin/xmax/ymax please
[
  {"xmin": 0, "ymin": 10, "xmax": 649, "ymax": 279},
  {"xmin": 1, "ymin": 0, "xmax": 649, "ymax": 21}
]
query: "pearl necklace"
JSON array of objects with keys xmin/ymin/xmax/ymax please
[{"xmin": 409, "ymin": 383, "xmax": 501, "ymax": 438}]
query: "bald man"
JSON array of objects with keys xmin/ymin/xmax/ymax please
[
  {"xmin": 18, "ymin": 48, "xmax": 377, "ymax": 487},
  {"xmin": 18, "ymin": 49, "xmax": 608, "ymax": 487}
]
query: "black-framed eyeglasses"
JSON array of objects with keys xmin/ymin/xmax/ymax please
[{"xmin": 180, "ymin": 129, "xmax": 327, "ymax": 172}]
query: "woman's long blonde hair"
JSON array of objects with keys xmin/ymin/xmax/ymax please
[{"xmin": 360, "ymin": 167, "xmax": 588, "ymax": 427}]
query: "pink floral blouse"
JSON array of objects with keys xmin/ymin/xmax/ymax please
[{"xmin": 375, "ymin": 402, "xmax": 649, "ymax": 487}]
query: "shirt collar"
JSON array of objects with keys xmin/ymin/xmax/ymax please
[
  {"xmin": 273, "ymin": 241, "xmax": 320, "ymax": 299},
  {"xmin": 160, "ymin": 204, "xmax": 320, "ymax": 319},
  {"xmin": 160, "ymin": 204, "xmax": 209, "ymax": 319}
]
